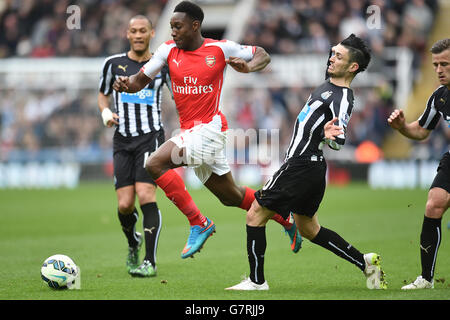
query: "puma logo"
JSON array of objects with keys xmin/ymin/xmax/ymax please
[
  {"xmin": 172, "ymin": 59, "xmax": 181, "ymax": 67},
  {"xmin": 118, "ymin": 65, "xmax": 128, "ymax": 72},
  {"xmin": 420, "ymin": 244, "xmax": 432, "ymax": 253},
  {"xmin": 145, "ymin": 227, "xmax": 156, "ymax": 234}
]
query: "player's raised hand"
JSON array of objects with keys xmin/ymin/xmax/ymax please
[
  {"xmin": 226, "ymin": 56, "xmax": 250, "ymax": 73},
  {"xmin": 324, "ymin": 117, "xmax": 343, "ymax": 140},
  {"xmin": 387, "ymin": 109, "xmax": 406, "ymax": 130},
  {"xmin": 113, "ymin": 76, "xmax": 130, "ymax": 92}
]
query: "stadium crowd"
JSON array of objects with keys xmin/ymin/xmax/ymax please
[
  {"xmin": 236, "ymin": 0, "xmax": 443, "ymax": 159},
  {"xmin": 0, "ymin": 0, "xmax": 447, "ymax": 164},
  {"xmin": 0, "ymin": 0, "xmax": 168, "ymax": 58}
]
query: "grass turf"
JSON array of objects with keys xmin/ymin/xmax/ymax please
[{"xmin": 0, "ymin": 182, "xmax": 449, "ymax": 301}]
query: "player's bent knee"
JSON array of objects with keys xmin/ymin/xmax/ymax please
[
  {"xmin": 246, "ymin": 201, "xmax": 270, "ymax": 227},
  {"xmin": 145, "ymin": 156, "xmax": 163, "ymax": 179},
  {"xmin": 425, "ymin": 199, "xmax": 446, "ymax": 219},
  {"xmin": 298, "ymin": 227, "xmax": 318, "ymax": 241},
  {"xmin": 135, "ymin": 184, "xmax": 157, "ymax": 204},
  {"xmin": 425, "ymin": 188, "xmax": 448, "ymax": 219},
  {"xmin": 296, "ymin": 218, "xmax": 320, "ymax": 240},
  {"xmin": 118, "ymin": 201, "xmax": 135, "ymax": 215}
]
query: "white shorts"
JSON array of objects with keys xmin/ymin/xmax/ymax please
[{"xmin": 170, "ymin": 114, "xmax": 231, "ymax": 184}]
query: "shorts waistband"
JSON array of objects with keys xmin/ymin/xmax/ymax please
[{"xmin": 295, "ymin": 155, "xmax": 324, "ymax": 162}]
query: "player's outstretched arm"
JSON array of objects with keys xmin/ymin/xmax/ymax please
[
  {"xmin": 247, "ymin": 46, "xmax": 271, "ymax": 72},
  {"xmin": 113, "ymin": 71, "xmax": 151, "ymax": 93},
  {"xmin": 387, "ymin": 109, "xmax": 431, "ymax": 140},
  {"xmin": 226, "ymin": 46, "xmax": 271, "ymax": 73}
]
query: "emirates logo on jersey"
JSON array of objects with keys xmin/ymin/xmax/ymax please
[{"xmin": 205, "ymin": 55, "xmax": 216, "ymax": 68}]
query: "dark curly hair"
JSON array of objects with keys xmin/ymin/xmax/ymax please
[
  {"xmin": 340, "ymin": 33, "xmax": 371, "ymax": 75},
  {"xmin": 325, "ymin": 34, "xmax": 371, "ymax": 79}
]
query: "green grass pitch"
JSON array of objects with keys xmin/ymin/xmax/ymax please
[{"xmin": 0, "ymin": 182, "xmax": 448, "ymax": 301}]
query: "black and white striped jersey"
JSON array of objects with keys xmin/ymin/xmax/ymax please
[
  {"xmin": 285, "ymin": 80, "xmax": 354, "ymax": 161},
  {"xmin": 418, "ymin": 85, "xmax": 450, "ymax": 154},
  {"xmin": 99, "ymin": 53, "xmax": 171, "ymax": 137}
]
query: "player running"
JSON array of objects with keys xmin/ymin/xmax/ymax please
[
  {"xmin": 113, "ymin": 1, "xmax": 301, "ymax": 259},
  {"xmin": 226, "ymin": 34, "xmax": 387, "ymax": 291},
  {"xmin": 388, "ymin": 38, "xmax": 450, "ymax": 290},
  {"xmin": 99, "ymin": 15, "xmax": 171, "ymax": 277}
]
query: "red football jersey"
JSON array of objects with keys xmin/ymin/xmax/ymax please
[{"xmin": 141, "ymin": 38, "xmax": 255, "ymax": 130}]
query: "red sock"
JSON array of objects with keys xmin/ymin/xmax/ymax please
[
  {"xmin": 155, "ymin": 169, "xmax": 206, "ymax": 226},
  {"xmin": 239, "ymin": 187, "xmax": 256, "ymax": 210},
  {"xmin": 271, "ymin": 213, "xmax": 292, "ymax": 228},
  {"xmin": 240, "ymin": 187, "xmax": 292, "ymax": 228}
]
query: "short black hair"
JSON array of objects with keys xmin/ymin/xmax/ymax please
[
  {"xmin": 430, "ymin": 38, "xmax": 450, "ymax": 54},
  {"xmin": 129, "ymin": 15, "xmax": 153, "ymax": 29},
  {"xmin": 174, "ymin": 1, "xmax": 204, "ymax": 24},
  {"xmin": 340, "ymin": 34, "xmax": 371, "ymax": 75}
]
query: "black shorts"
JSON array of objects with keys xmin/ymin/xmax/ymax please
[
  {"xmin": 255, "ymin": 157, "xmax": 327, "ymax": 219},
  {"xmin": 430, "ymin": 152, "xmax": 450, "ymax": 193},
  {"xmin": 113, "ymin": 130, "xmax": 165, "ymax": 190}
]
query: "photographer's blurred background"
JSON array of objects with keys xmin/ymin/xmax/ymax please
[{"xmin": 0, "ymin": 0, "xmax": 448, "ymax": 189}]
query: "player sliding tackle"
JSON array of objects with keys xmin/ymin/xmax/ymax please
[
  {"xmin": 113, "ymin": 1, "xmax": 302, "ymax": 259},
  {"xmin": 227, "ymin": 34, "xmax": 387, "ymax": 291}
]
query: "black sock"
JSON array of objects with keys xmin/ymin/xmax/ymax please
[
  {"xmin": 420, "ymin": 216, "xmax": 442, "ymax": 282},
  {"xmin": 118, "ymin": 208, "xmax": 139, "ymax": 248},
  {"xmin": 311, "ymin": 226, "xmax": 365, "ymax": 272},
  {"xmin": 141, "ymin": 202, "xmax": 161, "ymax": 266},
  {"xmin": 247, "ymin": 225, "xmax": 266, "ymax": 285}
]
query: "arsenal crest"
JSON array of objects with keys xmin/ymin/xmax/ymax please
[{"xmin": 205, "ymin": 55, "xmax": 216, "ymax": 67}]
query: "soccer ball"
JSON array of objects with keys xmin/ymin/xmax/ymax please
[{"xmin": 40, "ymin": 254, "xmax": 81, "ymax": 290}]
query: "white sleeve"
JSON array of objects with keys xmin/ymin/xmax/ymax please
[
  {"xmin": 208, "ymin": 40, "xmax": 255, "ymax": 61},
  {"xmin": 141, "ymin": 42, "xmax": 172, "ymax": 80}
]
